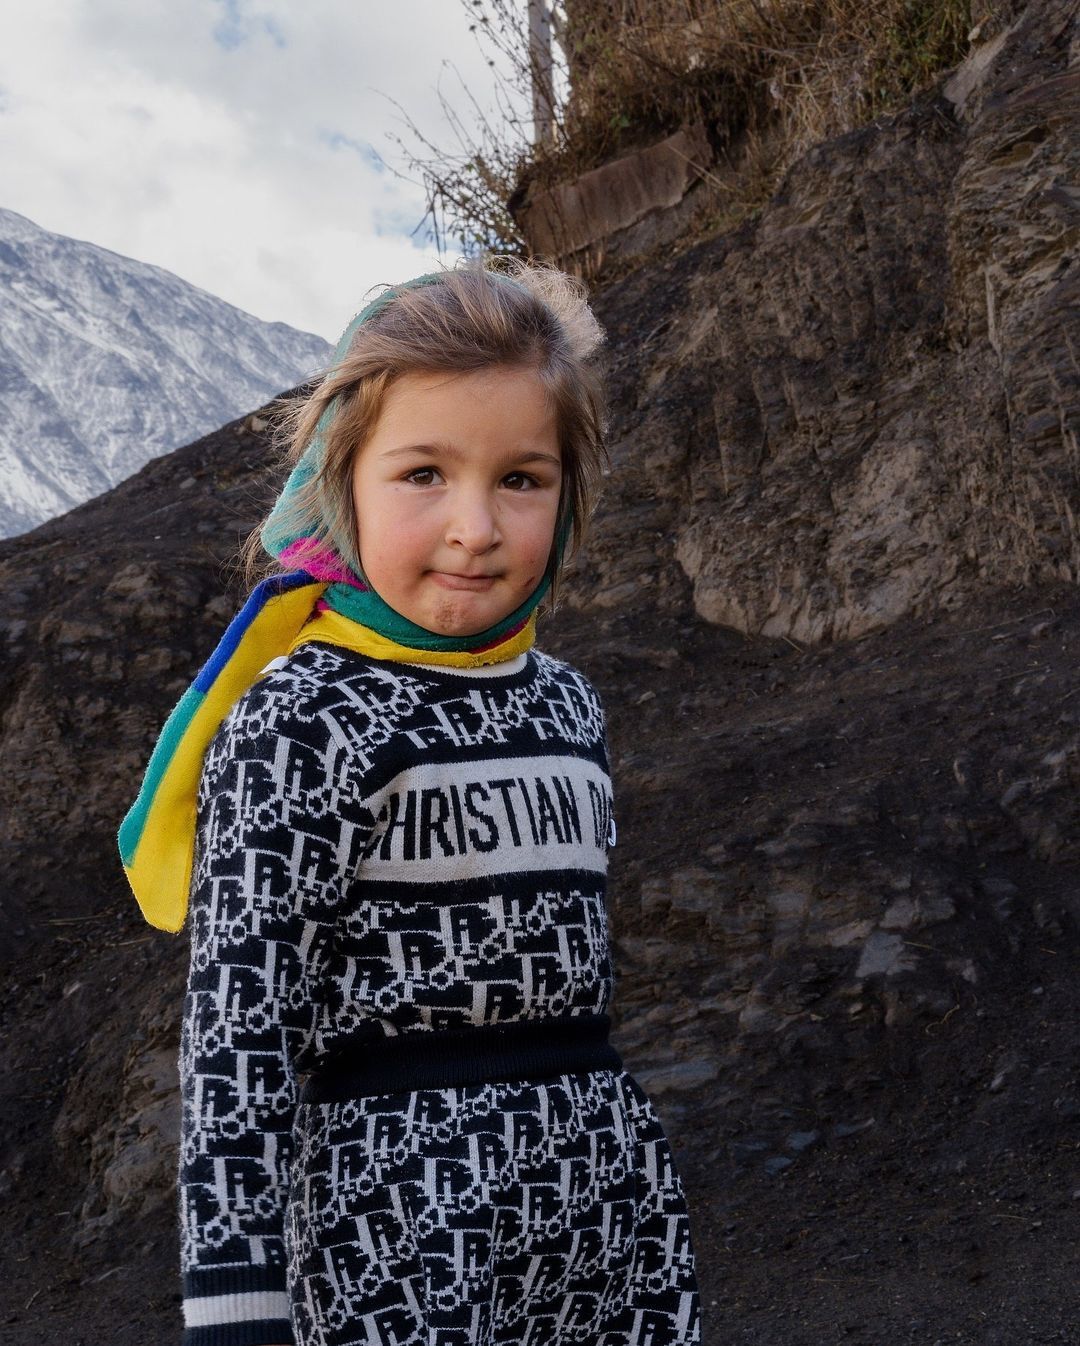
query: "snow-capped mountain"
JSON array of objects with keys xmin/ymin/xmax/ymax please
[{"xmin": 0, "ymin": 207, "xmax": 332, "ymax": 538}]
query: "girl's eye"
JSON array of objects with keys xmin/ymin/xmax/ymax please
[
  {"xmin": 503, "ymin": 472, "xmax": 539, "ymax": 491},
  {"xmin": 404, "ymin": 467, "xmax": 439, "ymax": 486}
]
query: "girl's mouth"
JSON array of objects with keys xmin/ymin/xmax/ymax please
[{"xmin": 428, "ymin": 571, "xmax": 498, "ymax": 591}]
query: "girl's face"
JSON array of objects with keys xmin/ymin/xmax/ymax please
[{"xmin": 350, "ymin": 364, "xmax": 563, "ymax": 636}]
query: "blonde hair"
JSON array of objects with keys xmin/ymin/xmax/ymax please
[{"xmin": 238, "ymin": 257, "xmax": 609, "ymax": 612}]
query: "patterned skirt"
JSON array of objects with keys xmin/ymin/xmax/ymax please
[{"xmin": 285, "ymin": 1068, "xmax": 702, "ymax": 1345}]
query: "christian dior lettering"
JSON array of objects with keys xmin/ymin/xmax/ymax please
[{"xmin": 359, "ymin": 761, "xmax": 614, "ymax": 867}]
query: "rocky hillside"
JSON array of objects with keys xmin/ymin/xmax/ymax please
[
  {"xmin": 0, "ymin": 207, "xmax": 331, "ymax": 538},
  {"xmin": 1, "ymin": 3, "xmax": 1078, "ymax": 1343},
  {"xmin": 575, "ymin": 7, "xmax": 1079, "ymax": 644}
]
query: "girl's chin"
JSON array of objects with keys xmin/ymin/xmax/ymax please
[
  {"xmin": 422, "ymin": 611, "xmax": 505, "ymax": 637},
  {"xmin": 413, "ymin": 595, "xmax": 522, "ymax": 638},
  {"xmin": 384, "ymin": 575, "xmax": 542, "ymax": 637}
]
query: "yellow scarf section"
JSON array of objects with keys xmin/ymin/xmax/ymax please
[
  {"xmin": 125, "ymin": 581, "xmax": 535, "ymax": 935},
  {"xmin": 287, "ymin": 605, "xmax": 537, "ymax": 667}
]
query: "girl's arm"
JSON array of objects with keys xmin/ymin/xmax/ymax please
[{"xmin": 178, "ymin": 701, "xmax": 370, "ymax": 1346}]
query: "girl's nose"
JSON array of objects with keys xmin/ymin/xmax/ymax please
[{"xmin": 445, "ymin": 492, "xmax": 499, "ymax": 554}]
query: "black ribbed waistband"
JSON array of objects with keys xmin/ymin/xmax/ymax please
[{"xmin": 299, "ymin": 1012, "xmax": 623, "ymax": 1103}]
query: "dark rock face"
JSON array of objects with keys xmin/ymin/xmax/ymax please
[
  {"xmin": 0, "ymin": 411, "xmax": 283, "ymax": 1312},
  {"xmin": 574, "ymin": 1, "xmax": 1080, "ymax": 645},
  {"xmin": 1, "ymin": 5, "xmax": 1079, "ymax": 1342}
]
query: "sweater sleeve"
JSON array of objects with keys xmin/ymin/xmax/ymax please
[{"xmin": 177, "ymin": 695, "xmax": 370, "ymax": 1346}]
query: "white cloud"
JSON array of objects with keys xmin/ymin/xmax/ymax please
[{"xmin": 0, "ymin": 0, "xmax": 526, "ymax": 338}]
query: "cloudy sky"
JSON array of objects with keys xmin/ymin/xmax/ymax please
[{"xmin": 0, "ymin": 1, "xmax": 524, "ymax": 340}]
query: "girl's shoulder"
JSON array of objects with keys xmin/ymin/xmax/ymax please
[
  {"xmin": 533, "ymin": 646, "xmax": 603, "ymax": 697},
  {"xmin": 531, "ymin": 647, "xmax": 608, "ymax": 738},
  {"xmin": 209, "ymin": 641, "xmax": 382, "ymax": 760}
]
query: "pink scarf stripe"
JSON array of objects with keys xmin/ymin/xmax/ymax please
[{"xmin": 278, "ymin": 537, "xmax": 369, "ymax": 589}]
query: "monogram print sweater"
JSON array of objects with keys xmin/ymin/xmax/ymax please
[{"xmin": 178, "ymin": 639, "xmax": 645, "ymax": 1345}]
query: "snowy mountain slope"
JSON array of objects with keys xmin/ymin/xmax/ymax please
[{"xmin": 0, "ymin": 207, "xmax": 332, "ymax": 537}]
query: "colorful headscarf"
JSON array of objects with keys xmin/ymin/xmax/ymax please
[{"xmin": 118, "ymin": 269, "xmax": 566, "ymax": 933}]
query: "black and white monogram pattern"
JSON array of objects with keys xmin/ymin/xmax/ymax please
[{"xmin": 179, "ymin": 643, "xmax": 701, "ymax": 1346}]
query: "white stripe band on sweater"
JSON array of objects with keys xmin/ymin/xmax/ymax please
[
  {"xmin": 182, "ymin": 1290, "xmax": 291, "ymax": 1327},
  {"xmin": 355, "ymin": 753, "xmax": 612, "ymax": 882}
]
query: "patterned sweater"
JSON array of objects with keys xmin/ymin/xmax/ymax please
[{"xmin": 178, "ymin": 639, "xmax": 617, "ymax": 1344}]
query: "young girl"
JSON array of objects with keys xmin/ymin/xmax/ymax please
[{"xmin": 118, "ymin": 260, "xmax": 702, "ymax": 1346}]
